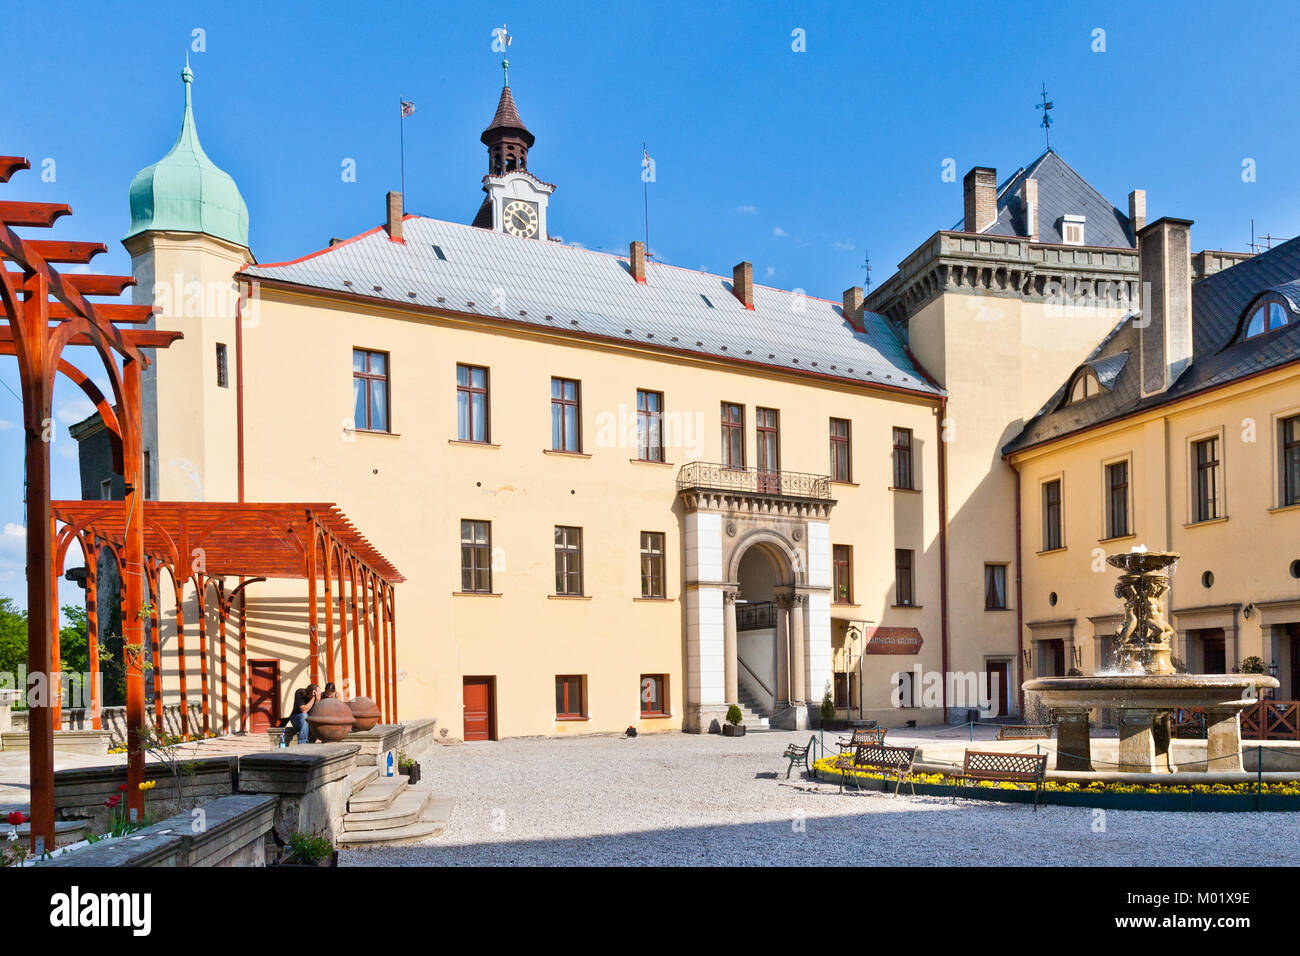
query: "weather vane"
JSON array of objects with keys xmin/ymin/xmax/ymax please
[
  {"xmin": 1036, "ymin": 82, "xmax": 1054, "ymax": 148},
  {"xmin": 495, "ymin": 23, "xmax": 513, "ymax": 84}
]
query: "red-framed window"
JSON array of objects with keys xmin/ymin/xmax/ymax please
[
  {"xmin": 554, "ymin": 525, "xmax": 584, "ymax": 595},
  {"xmin": 555, "ymin": 675, "xmax": 585, "ymax": 718},
  {"xmin": 551, "ymin": 378, "xmax": 581, "ymax": 452},
  {"xmin": 895, "ymin": 548, "xmax": 914, "ymax": 606},
  {"xmin": 892, "ymin": 427, "xmax": 914, "ymax": 489},
  {"xmin": 457, "ymin": 364, "xmax": 490, "ymax": 442},
  {"xmin": 832, "ymin": 544, "xmax": 852, "ymax": 604},
  {"xmin": 829, "ymin": 418, "xmax": 851, "ymax": 481},
  {"xmin": 637, "ymin": 390, "xmax": 664, "ymax": 462},
  {"xmin": 721, "ymin": 402, "xmax": 745, "ymax": 467},
  {"xmin": 460, "ymin": 520, "xmax": 491, "ymax": 593},
  {"xmin": 640, "ymin": 674, "xmax": 668, "ymax": 716},
  {"xmin": 640, "ymin": 531, "xmax": 666, "ymax": 598}
]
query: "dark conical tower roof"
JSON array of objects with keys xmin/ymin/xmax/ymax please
[{"xmin": 481, "ymin": 81, "xmax": 535, "ymax": 148}]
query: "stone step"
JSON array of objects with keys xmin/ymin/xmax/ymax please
[
  {"xmin": 338, "ymin": 794, "xmax": 455, "ymax": 848},
  {"xmin": 343, "ymin": 787, "xmax": 431, "ymax": 832},
  {"xmin": 346, "ymin": 776, "xmax": 407, "ymax": 813},
  {"xmin": 345, "ymin": 765, "xmax": 378, "ymax": 796}
]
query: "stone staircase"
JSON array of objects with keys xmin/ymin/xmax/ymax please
[
  {"xmin": 735, "ymin": 687, "xmax": 771, "ymax": 730},
  {"xmin": 337, "ymin": 765, "xmax": 455, "ymax": 848}
]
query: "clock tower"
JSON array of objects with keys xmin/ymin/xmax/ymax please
[{"xmin": 472, "ymin": 62, "xmax": 555, "ymax": 240}]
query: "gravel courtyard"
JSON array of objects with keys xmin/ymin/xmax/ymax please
[{"xmin": 344, "ymin": 729, "xmax": 1300, "ymax": 866}]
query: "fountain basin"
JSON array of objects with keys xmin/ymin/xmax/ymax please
[{"xmin": 1024, "ymin": 674, "xmax": 1278, "ymax": 773}]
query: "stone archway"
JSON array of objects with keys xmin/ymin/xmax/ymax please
[{"xmin": 678, "ymin": 478, "xmax": 835, "ymax": 733}]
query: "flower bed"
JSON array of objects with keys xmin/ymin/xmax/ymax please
[{"xmin": 811, "ymin": 755, "xmax": 1300, "ymax": 811}]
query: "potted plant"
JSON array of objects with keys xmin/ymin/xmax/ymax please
[
  {"xmin": 278, "ymin": 830, "xmax": 338, "ymax": 868},
  {"xmin": 819, "ymin": 682, "xmax": 839, "ymax": 730},
  {"xmin": 723, "ymin": 704, "xmax": 745, "ymax": 736},
  {"xmin": 397, "ymin": 751, "xmax": 421, "ymax": 785}
]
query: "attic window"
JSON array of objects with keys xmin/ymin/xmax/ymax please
[
  {"xmin": 1061, "ymin": 215, "xmax": 1086, "ymax": 246},
  {"xmin": 431, "ymin": 245, "xmax": 447, "ymax": 261},
  {"xmin": 1244, "ymin": 296, "xmax": 1293, "ymax": 340},
  {"xmin": 700, "ymin": 295, "xmax": 714, "ymax": 308},
  {"xmin": 1066, "ymin": 368, "xmax": 1101, "ymax": 405}
]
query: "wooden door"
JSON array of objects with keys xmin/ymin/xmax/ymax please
[
  {"xmin": 988, "ymin": 661, "xmax": 1009, "ymax": 719},
  {"xmin": 755, "ymin": 407, "xmax": 780, "ymax": 494},
  {"xmin": 463, "ymin": 676, "xmax": 495, "ymax": 741},
  {"xmin": 1202, "ymin": 629, "xmax": 1226, "ymax": 673},
  {"xmin": 248, "ymin": 660, "xmax": 280, "ymax": 734}
]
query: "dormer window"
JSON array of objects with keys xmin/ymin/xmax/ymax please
[
  {"xmin": 1066, "ymin": 368, "xmax": 1101, "ymax": 405},
  {"xmin": 1244, "ymin": 296, "xmax": 1293, "ymax": 340},
  {"xmin": 1061, "ymin": 215, "xmax": 1086, "ymax": 246}
]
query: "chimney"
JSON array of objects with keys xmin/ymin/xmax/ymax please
[
  {"xmin": 963, "ymin": 166, "xmax": 997, "ymax": 233},
  {"xmin": 630, "ymin": 241, "xmax": 647, "ymax": 283},
  {"xmin": 1137, "ymin": 217, "xmax": 1194, "ymax": 397},
  {"xmin": 1128, "ymin": 189, "xmax": 1147, "ymax": 235},
  {"xmin": 1022, "ymin": 177, "xmax": 1039, "ymax": 241},
  {"xmin": 842, "ymin": 286, "xmax": 864, "ymax": 331},
  {"xmin": 386, "ymin": 191, "xmax": 403, "ymax": 241},
  {"xmin": 732, "ymin": 261, "xmax": 754, "ymax": 310}
]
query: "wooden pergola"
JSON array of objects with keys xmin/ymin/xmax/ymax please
[
  {"xmin": 49, "ymin": 501, "xmax": 404, "ymax": 736},
  {"xmin": 0, "ymin": 156, "xmax": 179, "ymax": 850}
]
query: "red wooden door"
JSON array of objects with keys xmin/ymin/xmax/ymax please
[
  {"xmin": 463, "ymin": 677, "xmax": 494, "ymax": 741},
  {"xmin": 249, "ymin": 660, "xmax": 280, "ymax": 734},
  {"xmin": 988, "ymin": 661, "xmax": 1009, "ymax": 719}
]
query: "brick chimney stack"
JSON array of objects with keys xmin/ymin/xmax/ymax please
[
  {"xmin": 1138, "ymin": 217, "xmax": 1194, "ymax": 397},
  {"xmin": 732, "ymin": 261, "xmax": 754, "ymax": 310},
  {"xmin": 630, "ymin": 241, "xmax": 647, "ymax": 283},
  {"xmin": 386, "ymin": 191, "xmax": 404, "ymax": 241},
  {"xmin": 963, "ymin": 167, "xmax": 997, "ymax": 233},
  {"xmin": 1129, "ymin": 189, "xmax": 1147, "ymax": 235},
  {"xmin": 842, "ymin": 286, "xmax": 864, "ymax": 331},
  {"xmin": 1022, "ymin": 177, "xmax": 1039, "ymax": 241}
]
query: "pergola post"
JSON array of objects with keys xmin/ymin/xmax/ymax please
[
  {"xmin": 337, "ymin": 553, "xmax": 350, "ymax": 697},
  {"xmin": 196, "ymin": 575, "xmax": 210, "ymax": 735},
  {"xmin": 349, "ymin": 564, "xmax": 361, "ymax": 699},
  {"xmin": 306, "ymin": 531, "xmax": 319, "ymax": 686},
  {"xmin": 173, "ymin": 578, "xmax": 188, "ymax": 737},
  {"xmin": 148, "ymin": 563, "xmax": 163, "ymax": 734},
  {"xmin": 389, "ymin": 587, "xmax": 397, "ymax": 722},
  {"xmin": 323, "ymin": 545, "xmax": 334, "ymax": 686},
  {"xmin": 121, "ymin": 355, "xmax": 147, "ymax": 820},
  {"xmin": 216, "ymin": 583, "xmax": 230, "ymax": 735},
  {"xmin": 238, "ymin": 586, "xmax": 248, "ymax": 733},
  {"xmin": 49, "ymin": 512, "xmax": 62, "ymax": 732},
  {"xmin": 86, "ymin": 541, "xmax": 100, "ymax": 731}
]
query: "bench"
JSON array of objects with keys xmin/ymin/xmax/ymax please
[
  {"xmin": 995, "ymin": 724, "xmax": 1054, "ymax": 741},
  {"xmin": 836, "ymin": 726, "xmax": 886, "ymax": 752},
  {"xmin": 834, "ymin": 743, "xmax": 918, "ymax": 795},
  {"xmin": 959, "ymin": 750, "xmax": 1049, "ymax": 809},
  {"xmin": 781, "ymin": 735, "xmax": 816, "ymax": 778}
]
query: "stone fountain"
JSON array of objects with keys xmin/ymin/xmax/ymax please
[{"xmin": 1023, "ymin": 550, "xmax": 1277, "ymax": 773}]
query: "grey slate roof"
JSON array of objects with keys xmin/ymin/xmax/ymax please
[
  {"xmin": 1004, "ymin": 236, "xmax": 1300, "ymax": 454},
  {"xmin": 953, "ymin": 149, "xmax": 1135, "ymax": 248},
  {"xmin": 239, "ymin": 216, "xmax": 941, "ymax": 396}
]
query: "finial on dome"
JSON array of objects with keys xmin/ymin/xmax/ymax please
[{"xmin": 502, "ymin": 58, "xmax": 509, "ymax": 87}]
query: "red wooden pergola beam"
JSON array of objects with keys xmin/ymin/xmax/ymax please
[
  {"xmin": 4, "ymin": 270, "xmax": 136, "ymax": 297},
  {"xmin": 0, "ymin": 201, "xmax": 72, "ymax": 228},
  {"xmin": 46, "ymin": 302, "xmax": 157, "ymax": 323},
  {"xmin": 0, "ymin": 157, "xmax": 30, "ymax": 184},
  {"xmin": 3, "ymin": 239, "xmax": 107, "ymax": 264},
  {"xmin": 0, "ymin": 327, "xmax": 182, "ymax": 349}
]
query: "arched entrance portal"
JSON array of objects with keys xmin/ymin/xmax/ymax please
[{"xmin": 678, "ymin": 472, "xmax": 835, "ymax": 733}]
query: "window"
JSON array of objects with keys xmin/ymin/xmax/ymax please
[
  {"xmin": 550, "ymin": 378, "xmax": 581, "ymax": 452},
  {"xmin": 1067, "ymin": 370, "xmax": 1100, "ymax": 405},
  {"xmin": 555, "ymin": 675, "xmax": 585, "ymax": 719},
  {"xmin": 456, "ymin": 364, "xmax": 489, "ymax": 442},
  {"xmin": 984, "ymin": 564, "xmax": 1008, "ymax": 610},
  {"xmin": 721, "ymin": 403, "xmax": 745, "ymax": 467},
  {"xmin": 1105, "ymin": 460, "xmax": 1130, "ymax": 538},
  {"xmin": 99, "ymin": 478, "xmax": 112, "ymax": 501},
  {"xmin": 894, "ymin": 549, "xmax": 914, "ymax": 606},
  {"xmin": 636, "ymin": 390, "xmax": 664, "ymax": 462},
  {"xmin": 755, "ymin": 408, "xmax": 780, "ymax": 489},
  {"xmin": 460, "ymin": 520, "xmax": 492, "ymax": 593},
  {"xmin": 216, "ymin": 343, "xmax": 228, "ymax": 389},
  {"xmin": 1042, "ymin": 479, "xmax": 1063, "ymax": 551},
  {"xmin": 832, "ymin": 544, "xmax": 853, "ymax": 604},
  {"xmin": 892, "ymin": 427, "xmax": 914, "ymax": 490},
  {"xmin": 1245, "ymin": 298, "xmax": 1293, "ymax": 340},
  {"xmin": 829, "ymin": 418, "xmax": 852, "ymax": 482},
  {"xmin": 554, "ymin": 526, "xmax": 583, "ymax": 595},
  {"xmin": 640, "ymin": 674, "xmax": 668, "ymax": 716},
  {"xmin": 640, "ymin": 532, "xmax": 666, "ymax": 598},
  {"xmin": 1193, "ymin": 437, "xmax": 1221, "ymax": 522},
  {"xmin": 353, "ymin": 349, "xmax": 389, "ymax": 432},
  {"xmin": 1283, "ymin": 415, "xmax": 1300, "ymax": 507},
  {"xmin": 1062, "ymin": 215, "xmax": 1086, "ymax": 246}
]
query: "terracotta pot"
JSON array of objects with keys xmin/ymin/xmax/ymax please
[
  {"xmin": 306, "ymin": 697, "xmax": 354, "ymax": 742},
  {"xmin": 348, "ymin": 696, "xmax": 380, "ymax": 732}
]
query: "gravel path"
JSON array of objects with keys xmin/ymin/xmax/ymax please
[{"xmin": 343, "ymin": 729, "xmax": 1300, "ymax": 866}]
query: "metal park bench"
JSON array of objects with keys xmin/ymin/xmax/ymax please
[
  {"xmin": 781, "ymin": 735, "xmax": 816, "ymax": 778},
  {"xmin": 995, "ymin": 724, "xmax": 1054, "ymax": 741},
  {"xmin": 959, "ymin": 750, "xmax": 1049, "ymax": 809},
  {"xmin": 835, "ymin": 726, "xmax": 886, "ymax": 753},
  {"xmin": 834, "ymin": 743, "xmax": 919, "ymax": 795}
]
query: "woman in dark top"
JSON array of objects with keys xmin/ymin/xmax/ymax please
[{"xmin": 289, "ymin": 684, "xmax": 319, "ymax": 744}]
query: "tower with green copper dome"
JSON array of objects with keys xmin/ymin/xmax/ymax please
[
  {"xmin": 125, "ymin": 63, "xmax": 249, "ymax": 504},
  {"xmin": 126, "ymin": 62, "xmax": 250, "ymax": 249}
]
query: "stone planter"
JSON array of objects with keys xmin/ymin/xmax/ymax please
[
  {"xmin": 398, "ymin": 762, "xmax": 421, "ymax": 785},
  {"xmin": 306, "ymin": 698, "xmax": 354, "ymax": 743},
  {"xmin": 723, "ymin": 723, "xmax": 746, "ymax": 737}
]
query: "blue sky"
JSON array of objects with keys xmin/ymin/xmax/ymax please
[{"xmin": 2, "ymin": 0, "xmax": 1299, "ymax": 609}]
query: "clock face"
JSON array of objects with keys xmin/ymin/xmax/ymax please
[{"xmin": 502, "ymin": 200, "xmax": 540, "ymax": 239}]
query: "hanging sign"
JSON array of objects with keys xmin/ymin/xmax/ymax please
[{"xmin": 861, "ymin": 626, "xmax": 923, "ymax": 655}]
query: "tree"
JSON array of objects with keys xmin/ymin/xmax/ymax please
[{"xmin": 0, "ymin": 598, "xmax": 25, "ymax": 680}]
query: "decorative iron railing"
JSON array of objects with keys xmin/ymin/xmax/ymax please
[
  {"xmin": 736, "ymin": 601, "xmax": 777, "ymax": 631},
  {"xmin": 675, "ymin": 461, "xmax": 832, "ymax": 500}
]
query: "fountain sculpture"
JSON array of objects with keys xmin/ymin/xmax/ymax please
[{"xmin": 1024, "ymin": 551, "xmax": 1277, "ymax": 773}]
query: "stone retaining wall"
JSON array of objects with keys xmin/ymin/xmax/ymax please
[{"xmin": 10, "ymin": 702, "xmax": 204, "ymax": 746}]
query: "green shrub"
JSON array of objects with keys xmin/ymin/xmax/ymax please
[
  {"xmin": 725, "ymin": 704, "xmax": 743, "ymax": 726},
  {"xmin": 820, "ymin": 682, "xmax": 835, "ymax": 723},
  {"xmin": 286, "ymin": 831, "xmax": 334, "ymax": 865},
  {"xmin": 1240, "ymin": 656, "xmax": 1268, "ymax": 675}
]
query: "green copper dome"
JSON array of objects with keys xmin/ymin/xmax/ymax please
[{"xmin": 126, "ymin": 64, "xmax": 249, "ymax": 249}]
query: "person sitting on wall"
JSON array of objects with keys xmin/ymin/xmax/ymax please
[
  {"xmin": 289, "ymin": 684, "xmax": 319, "ymax": 744},
  {"xmin": 322, "ymin": 682, "xmax": 341, "ymax": 699}
]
